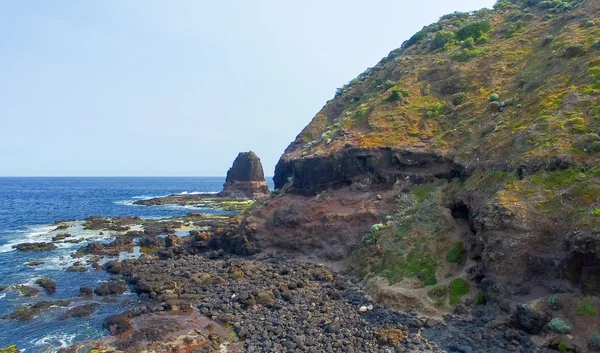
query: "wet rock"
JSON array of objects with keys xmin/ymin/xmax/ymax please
[
  {"xmin": 67, "ymin": 265, "xmax": 88, "ymax": 272},
  {"xmin": 14, "ymin": 285, "xmax": 40, "ymax": 297},
  {"xmin": 94, "ymin": 281, "xmax": 127, "ymax": 296},
  {"xmin": 103, "ymin": 260, "xmax": 122, "ymax": 275},
  {"xmin": 51, "ymin": 233, "xmax": 72, "ymax": 241},
  {"xmin": 35, "ymin": 278, "xmax": 56, "ymax": 294},
  {"xmin": 61, "ymin": 303, "xmax": 100, "ymax": 320},
  {"xmin": 2, "ymin": 300, "xmax": 70, "ymax": 320},
  {"xmin": 79, "ymin": 287, "xmax": 94, "ymax": 297},
  {"xmin": 24, "ymin": 261, "xmax": 44, "ymax": 267},
  {"xmin": 12, "ymin": 242, "xmax": 57, "ymax": 252}
]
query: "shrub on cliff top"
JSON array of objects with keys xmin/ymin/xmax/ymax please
[
  {"xmin": 456, "ymin": 20, "xmax": 492, "ymax": 41},
  {"xmin": 432, "ymin": 30, "xmax": 455, "ymax": 49}
]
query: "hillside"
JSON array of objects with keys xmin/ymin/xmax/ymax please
[{"xmin": 233, "ymin": 0, "xmax": 600, "ymax": 351}]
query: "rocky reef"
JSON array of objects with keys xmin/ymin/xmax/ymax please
[{"xmin": 219, "ymin": 151, "xmax": 270, "ymax": 199}]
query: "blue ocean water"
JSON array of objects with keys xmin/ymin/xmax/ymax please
[{"xmin": 0, "ymin": 177, "xmax": 274, "ymax": 352}]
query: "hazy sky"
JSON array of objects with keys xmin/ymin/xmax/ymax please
[{"xmin": 0, "ymin": 0, "xmax": 495, "ymax": 176}]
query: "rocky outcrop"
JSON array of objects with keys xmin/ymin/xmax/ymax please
[
  {"xmin": 219, "ymin": 151, "xmax": 269, "ymax": 199},
  {"xmin": 274, "ymin": 147, "xmax": 465, "ymax": 195}
]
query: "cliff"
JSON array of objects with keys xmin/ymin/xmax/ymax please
[{"xmin": 237, "ymin": 0, "xmax": 600, "ymax": 346}]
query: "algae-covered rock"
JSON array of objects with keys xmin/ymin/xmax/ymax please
[
  {"xmin": 0, "ymin": 345, "xmax": 19, "ymax": 353},
  {"xmin": 35, "ymin": 277, "xmax": 56, "ymax": 294},
  {"xmin": 3, "ymin": 300, "xmax": 70, "ymax": 320},
  {"xmin": 12, "ymin": 242, "xmax": 57, "ymax": 252}
]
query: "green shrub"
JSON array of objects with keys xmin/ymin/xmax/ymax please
[
  {"xmin": 490, "ymin": 93, "xmax": 500, "ymax": 101},
  {"xmin": 387, "ymin": 88, "xmax": 403, "ymax": 102},
  {"xmin": 494, "ymin": 1, "xmax": 512, "ymax": 10},
  {"xmin": 547, "ymin": 294, "xmax": 561, "ymax": 310},
  {"xmin": 589, "ymin": 334, "xmax": 600, "ymax": 350},
  {"xmin": 456, "ymin": 21, "xmax": 492, "ymax": 41},
  {"xmin": 508, "ymin": 10, "xmax": 523, "ymax": 22},
  {"xmin": 384, "ymin": 80, "xmax": 396, "ymax": 89},
  {"xmin": 451, "ymin": 92, "xmax": 468, "ymax": 106},
  {"xmin": 447, "ymin": 242, "xmax": 466, "ymax": 263},
  {"xmin": 558, "ymin": 341, "xmax": 568, "ymax": 353},
  {"xmin": 449, "ymin": 278, "xmax": 470, "ymax": 305},
  {"xmin": 585, "ymin": 21, "xmax": 596, "ymax": 28},
  {"xmin": 403, "ymin": 28, "xmax": 428, "ymax": 48},
  {"xmin": 592, "ymin": 209, "xmax": 600, "ymax": 216},
  {"xmin": 460, "ymin": 37, "xmax": 475, "ymax": 49},
  {"xmin": 543, "ymin": 35, "xmax": 554, "ymax": 46},
  {"xmin": 548, "ymin": 318, "xmax": 571, "ymax": 334},
  {"xmin": 432, "ymin": 30, "xmax": 455, "ymax": 49},
  {"xmin": 451, "ymin": 48, "xmax": 486, "ymax": 62},
  {"xmin": 577, "ymin": 300, "xmax": 597, "ymax": 316}
]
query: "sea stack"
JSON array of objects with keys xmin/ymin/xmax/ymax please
[{"xmin": 219, "ymin": 151, "xmax": 269, "ymax": 199}]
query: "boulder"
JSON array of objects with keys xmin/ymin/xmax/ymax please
[
  {"xmin": 103, "ymin": 313, "xmax": 132, "ymax": 335},
  {"xmin": 218, "ymin": 151, "xmax": 270, "ymax": 199},
  {"xmin": 514, "ymin": 304, "xmax": 547, "ymax": 334},
  {"xmin": 61, "ymin": 303, "xmax": 100, "ymax": 320}
]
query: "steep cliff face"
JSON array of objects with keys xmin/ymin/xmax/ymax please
[
  {"xmin": 219, "ymin": 151, "xmax": 269, "ymax": 199},
  {"xmin": 243, "ymin": 0, "xmax": 600, "ymax": 325}
]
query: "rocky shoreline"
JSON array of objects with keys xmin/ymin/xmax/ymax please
[
  {"xmin": 0, "ymin": 209, "xmax": 581, "ymax": 353},
  {"xmin": 53, "ymin": 250, "xmax": 545, "ymax": 353}
]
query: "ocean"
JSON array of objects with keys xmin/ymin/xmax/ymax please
[{"xmin": 0, "ymin": 177, "xmax": 273, "ymax": 352}]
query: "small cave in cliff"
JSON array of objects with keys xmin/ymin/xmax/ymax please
[{"xmin": 449, "ymin": 200, "xmax": 476, "ymax": 235}]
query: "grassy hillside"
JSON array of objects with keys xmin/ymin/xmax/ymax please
[{"xmin": 283, "ymin": 0, "xmax": 600, "ymax": 234}]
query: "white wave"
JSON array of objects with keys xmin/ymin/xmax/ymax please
[
  {"xmin": 0, "ymin": 292, "xmax": 6, "ymax": 300},
  {"xmin": 114, "ymin": 200, "xmax": 136, "ymax": 206},
  {"xmin": 32, "ymin": 333, "xmax": 77, "ymax": 350},
  {"xmin": 0, "ymin": 224, "xmax": 57, "ymax": 253}
]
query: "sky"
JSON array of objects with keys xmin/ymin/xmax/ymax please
[{"xmin": 0, "ymin": 0, "xmax": 495, "ymax": 177}]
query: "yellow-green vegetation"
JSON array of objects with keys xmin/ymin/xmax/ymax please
[
  {"xmin": 0, "ymin": 346, "xmax": 19, "ymax": 353},
  {"xmin": 290, "ymin": 0, "xmax": 599, "ymax": 174},
  {"xmin": 558, "ymin": 341, "xmax": 568, "ymax": 353},
  {"xmin": 373, "ymin": 247, "xmax": 438, "ymax": 285},
  {"xmin": 576, "ymin": 299, "xmax": 597, "ymax": 316},
  {"xmin": 449, "ymin": 278, "xmax": 470, "ymax": 305}
]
